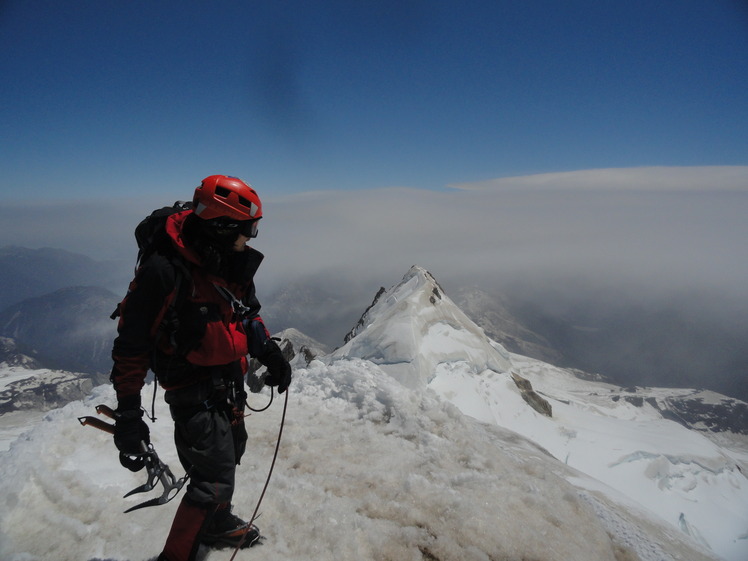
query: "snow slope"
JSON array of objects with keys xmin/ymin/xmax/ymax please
[
  {"xmin": 508, "ymin": 354, "xmax": 748, "ymax": 561},
  {"xmin": 333, "ymin": 266, "xmax": 748, "ymax": 561},
  {"xmin": 0, "ymin": 367, "xmax": 717, "ymax": 561}
]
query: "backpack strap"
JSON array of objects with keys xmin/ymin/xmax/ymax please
[{"xmin": 156, "ymin": 254, "xmax": 193, "ymax": 353}]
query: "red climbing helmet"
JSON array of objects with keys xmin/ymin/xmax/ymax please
[{"xmin": 193, "ymin": 175, "xmax": 263, "ymax": 222}]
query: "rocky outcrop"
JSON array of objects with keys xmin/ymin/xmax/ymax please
[
  {"xmin": 511, "ymin": 371, "xmax": 552, "ymax": 417},
  {"xmin": 344, "ymin": 287, "xmax": 386, "ymax": 344},
  {"xmin": 247, "ymin": 328, "xmax": 329, "ymax": 393}
]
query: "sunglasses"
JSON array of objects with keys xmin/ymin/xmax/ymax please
[{"xmin": 205, "ymin": 218, "xmax": 260, "ymax": 239}]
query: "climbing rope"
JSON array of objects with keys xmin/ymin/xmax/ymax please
[{"xmin": 228, "ymin": 386, "xmax": 289, "ymax": 560}]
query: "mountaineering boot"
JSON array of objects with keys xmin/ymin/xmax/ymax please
[{"xmin": 201, "ymin": 504, "xmax": 261, "ymax": 549}]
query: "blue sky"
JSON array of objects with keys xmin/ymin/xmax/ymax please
[
  {"xmin": 2, "ymin": 0, "xmax": 747, "ymax": 201},
  {"xmin": 1, "ymin": 1, "xmax": 748, "ymax": 397}
]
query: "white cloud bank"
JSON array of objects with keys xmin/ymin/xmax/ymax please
[
  {"xmin": 257, "ymin": 166, "xmax": 748, "ymax": 299},
  {"xmin": 449, "ymin": 166, "xmax": 748, "ymax": 192},
  {"xmin": 1, "ymin": 166, "xmax": 747, "ymax": 303}
]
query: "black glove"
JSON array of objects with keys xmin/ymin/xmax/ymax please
[
  {"xmin": 113, "ymin": 403, "xmax": 150, "ymax": 472},
  {"xmin": 261, "ymin": 340, "xmax": 292, "ymax": 394}
]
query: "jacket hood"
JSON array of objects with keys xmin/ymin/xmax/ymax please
[{"xmin": 165, "ymin": 210, "xmax": 203, "ymax": 266}]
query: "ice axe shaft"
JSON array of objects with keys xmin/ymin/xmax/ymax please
[
  {"xmin": 77, "ymin": 403, "xmax": 117, "ymax": 433},
  {"xmin": 78, "ymin": 416, "xmax": 115, "ymax": 434},
  {"xmin": 96, "ymin": 403, "xmax": 116, "ymax": 418}
]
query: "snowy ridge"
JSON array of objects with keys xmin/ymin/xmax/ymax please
[
  {"xmin": 332, "ymin": 266, "xmax": 747, "ymax": 561},
  {"xmin": 335, "ymin": 266, "xmax": 513, "ymax": 389}
]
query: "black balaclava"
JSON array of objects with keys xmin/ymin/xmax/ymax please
[{"xmin": 182, "ymin": 214, "xmax": 237, "ymax": 277}]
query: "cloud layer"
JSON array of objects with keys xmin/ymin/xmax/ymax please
[
  {"xmin": 259, "ymin": 166, "xmax": 748, "ymax": 299},
  {"xmin": 2, "ymin": 166, "xmax": 747, "ymax": 304},
  {"xmin": 450, "ymin": 166, "xmax": 748, "ymax": 192}
]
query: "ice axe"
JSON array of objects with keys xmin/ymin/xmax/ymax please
[{"xmin": 78, "ymin": 404, "xmax": 189, "ymax": 513}]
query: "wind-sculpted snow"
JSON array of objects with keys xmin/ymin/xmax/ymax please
[
  {"xmin": 0, "ymin": 360, "xmax": 719, "ymax": 561},
  {"xmin": 505, "ymin": 355, "xmax": 748, "ymax": 561},
  {"xmin": 282, "ymin": 359, "xmax": 622, "ymax": 561}
]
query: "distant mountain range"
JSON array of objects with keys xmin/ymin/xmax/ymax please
[
  {"xmin": 0, "ymin": 285, "xmax": 118, "ymax": 377},
  {"xmin": 1, "ymin": 245, "xmax": 746, "ymax": 403},
  {"xmin": 0, "ymin": 246, "xmax": 124, "ymax": 311}
]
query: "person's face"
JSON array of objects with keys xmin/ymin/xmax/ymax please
[{"xmin": 233, "ymin": 234, "xmax": 250, "ymax": 252}]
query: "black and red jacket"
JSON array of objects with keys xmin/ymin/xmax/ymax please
[{"xmin": 111, "ymin": 210, "xmax": 270, "ymax": 406}]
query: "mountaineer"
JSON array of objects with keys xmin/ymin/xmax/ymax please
[{"xmin": 110, "ymin": 175, "xmax": 292, "ymax": 561}]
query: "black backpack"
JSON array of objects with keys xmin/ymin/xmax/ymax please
[
  {"xmin": 111, "ymin": 201, "xmax": 193, "ymax": 322},
  {"xmin": 133, "ymin": 201, "xmax": 193, "ymax": 271}
]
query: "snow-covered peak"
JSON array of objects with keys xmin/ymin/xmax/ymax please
[
  {"xmin": 331, "ymin": 266, "xmax": 748, "ymax": 561},
  {"xmin": 334, "ymin": 265, "xmax": 513, "ymax": 389}
]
